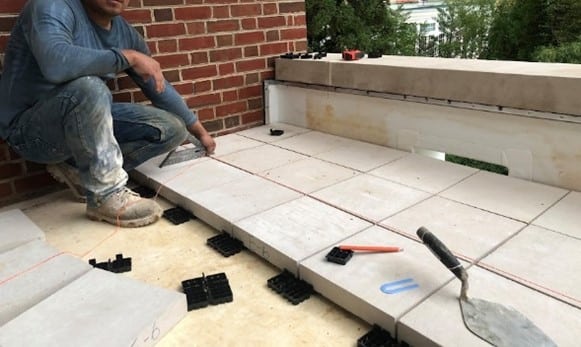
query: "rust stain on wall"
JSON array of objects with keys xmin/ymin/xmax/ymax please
[{"xmin": 305, "ymin": 94, "xmax": 390, "ymax": 146}]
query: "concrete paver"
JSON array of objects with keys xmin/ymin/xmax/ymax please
[
  {"xmin": 217, "ymin": 144, "xmax": 307, "ymax": 174},
  {"xmin": 273, "ymin": 130, "xmax": 360, "ymax": 156},
  {"xmin": 370, "ymin": 153, "xmax": 477, "ymax": 193},
  {"xmin": 0, "ymin": 269, "xmax": 186, "ymax": 347},
  {"xmin": 0, "ymin": 240, "xmax": 90, "ymax": 325},
  {"xmin": 0, "ymin": 209, "xmax": 45, "ymax": 252},
  {"xmin": 534, "ymin": 191, "xmax": 581, "ymax": 239},
  {"xmin": 300, "ymin": 226, "xmax": 461, "ymax": 336},
  {"xmin": 314, "ymin": 140, "xmax": 407, "ymax": 172},
  {"xmin": 233, "ymin": 196, "xmax": 371, "ymax": 274},
  {"xmin": 312, "ymin": 174, "xmax": 430, "ymax": 222},
  {"xmin": 380, "ymin": 196, "xmax": 526, "ymax": 262},
  {"xmin": 478, "ymin": 225, "xmax": 581, "ymax": 308},
  {"xmin": 440, "ymin": 171, "xmax": 568, "ymax": 222},
  {"xmin": 188, "ymin": 175, "xmax": 301, "ymax": 233},
  {"xmin": 260, "ymin": 157, "xmax": 359, "ymax": 193},
  {"xmin": 212, "ymin": 133, "xmax": 264, "ymax": 157}
]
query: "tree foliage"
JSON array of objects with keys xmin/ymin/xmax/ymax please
[
  {"xmin": 436, "ymin": 0, "xmax": 496, "ymax": 58},
  {"xmin": 534, "ymin": 42, "xmax": 581, "ymax": 63},
  {"xmin": 305, "ymin": 0, "xmax": 335, "ymax": 53},
  {"xmin": 305, "ymin": 0, "xmax": 581, "ymax": 63},
  {"xmin": 546, "ymin": 0, "xmax": 581, "ymax": 44},
  {"xmin": 533, "ymin": 0, "xmax": 581, "ymax": 63},
  {"xmin": 486, "ymin": 0, "xmax": 552, "ymax": 61},
  {"xmin": 306, "ymin": 0, "xmax": 417, "ymax": 55}
]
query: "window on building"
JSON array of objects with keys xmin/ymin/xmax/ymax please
[{"xmin": 420, "ymin": 22, "xmax": 436, "ymax": 33}]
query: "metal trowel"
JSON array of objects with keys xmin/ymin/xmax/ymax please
[
  {"xmin": 416, "ymin": 227, "xmax": 557, "ymax": 347},
  {"xmin": 159, "ymin": 134, "xmax": 206, "ymax": 168}
]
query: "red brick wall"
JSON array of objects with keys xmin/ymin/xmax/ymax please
[{"xmin": 0, "ymin": 0, "xmax": 307, "ymax": 206}]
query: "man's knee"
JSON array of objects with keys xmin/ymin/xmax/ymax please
[
  {"xmin": 65, "ymin": 77, "xmax": 111, "ymax": 111},
  {"xmin": 162, "ymin": 115, "xmax": 188, "ymax": 147},
  {"xmin": 62, "ymin": 77, "xmax": 112, "ymax": 126}
]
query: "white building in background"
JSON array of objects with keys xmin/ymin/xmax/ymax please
[{"xmin": 389, "ymin": 0, "xmax": 446, "ymax": 38}]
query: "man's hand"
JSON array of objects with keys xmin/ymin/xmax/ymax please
[
  {"xmin": 198, "ymin": 133, "xmax": 216, "ymax": 155},
  {"xmin": 122, "ymin": 49, "xmax": 165, "ymax": 94},
  {"xmin": 188, "ymin": 120, "xmax": 216, "ymax": 155}
]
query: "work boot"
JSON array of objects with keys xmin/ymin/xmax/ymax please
[
  {"xmin": 86, "ymin": 187, "xmax": 163, "ymax": 228},
  {"xmin": 46, "ymin": 162, "xmax": 86, "ymax": 203}
]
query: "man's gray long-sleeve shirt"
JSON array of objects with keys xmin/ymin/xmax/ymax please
[{"xmin": 0, "ymin": 0, "xmax": 196, "ymax": 140}]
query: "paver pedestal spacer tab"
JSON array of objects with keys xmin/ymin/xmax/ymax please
[
  {"xmin": 88, "ymin": 253, "xmax": 132, "ymax": 273},
  {"xmin": 357, "ymin": 324, "xmax": 405, "ymax": 347},
  {"xmin": 207, "ymin": 232, "xmax": 245, "ymax": 257},
  {"xmin": 325, "ymin": 246, "xmax": 354, "ymax": 265},
  {"xmin": 132, "ymin": 185, "xmax": 156, "ymax": 199},
  {"xmin": 182, "ymin": 276, "xmax": 209, "ymax": 311},
  {"xmin": 181, "ymin": 272, "xmax": 233, "ymax": 311},
  {"xmin": 267, "ymin": 270, "xmax": 314, "ymax": 305},
  {"xmin": 163, "ymin": 206, "xmax": 195, "ymax": 225},
  {"xmin": 206, "ymin": 273, "xmax": 234, "ymax": 305}
]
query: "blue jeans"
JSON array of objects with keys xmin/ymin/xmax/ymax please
[{"xmin": 7, "ymin": 76, "xmax": 187, "ymax": 206}]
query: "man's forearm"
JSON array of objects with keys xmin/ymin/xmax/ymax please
[
  {"xmin": 127, "ymin": 67, "xmax": 197, "ymax": 127},
  {"xmin": 188, "ymin": 120, "xmax": 216, "ymax": 155},
  {"xmin": 188, "ymin": 120, "xmax": 210, "ymax": 139}
]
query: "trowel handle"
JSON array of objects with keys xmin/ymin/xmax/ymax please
[{"xmin": 416, "ymin": 227, "xmax": 467, "ymax": 282}]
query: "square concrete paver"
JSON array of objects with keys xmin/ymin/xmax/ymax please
[
  {"xmin": 236, "ymin": 123, "xmax": 311, "ymax": 143},
  {"xmin": 160, "ymin": 159, "xmax": 251, "ymax": 196},
  {"xmin": 273, "ymin": 131, "xmax": 359, "ymax": 156},
  {"xmin": 314, "ymin": 141, "xmax": 407, "ymax": 172},
  {"xmin": 478, "ymin": 225, "xmax": 581, "ymax": 308},
  {"xmin": 133, "ymin": 158, "xmax": 251, "ymax": 208},
  {"xmin": 398, "ymin": 265, "xmax": 580, "ymax": 347},
  {"xmin": 260, "ymin": 157, "xmax": 359, "ymax": 193},
  {"xmin": 131, "ymin": 134, "xmax": 265, "ymax": 200},
  {"xmin": 440, "ymin": 171, "xmax": 568, "ymax": 222},
  {"xmin": 380, "ymin": 196, "xmax": 526, "ymax": 262},
  {"xmin": 212, "ymin": 133, "xmax": 264, "ymax": 156},
  {"xmin": 0, "ymin": 269, "xmax": 186, "ymax": 347},
  {"xmin": 312, "ymin": 174, "xmax": 431, "ymax": 222},
  {"xmin": 534, "ymin": 191, "xmax": 581, "ymax": 239},
  {"xmin": 0, "ymin": 209, "xmax": 45, "ymax": 253},
  {"xmin": 0, "ymin": 240, "xmax": 90, "ymax": 326},
  {"xmin": 299, "ymin": 226, "xmax": 461, "ymax": 335},
  {"xmin": 134, "ymin": 133, "xmax": 262, "ymax": 178},
  {"xmin": 217, "ymin": 144, "xmax": 307, "ymax": 173},
  {"xmin": 233, "ymin": 196, "xmax": 371, "ymax": 274},
  {"xmin": 369, "ymin": 154, "xmax": 478, "ymax": 193},
  {"xmin": 185, "ymin": 175, "xmax": 302, "ymax": 233}
]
